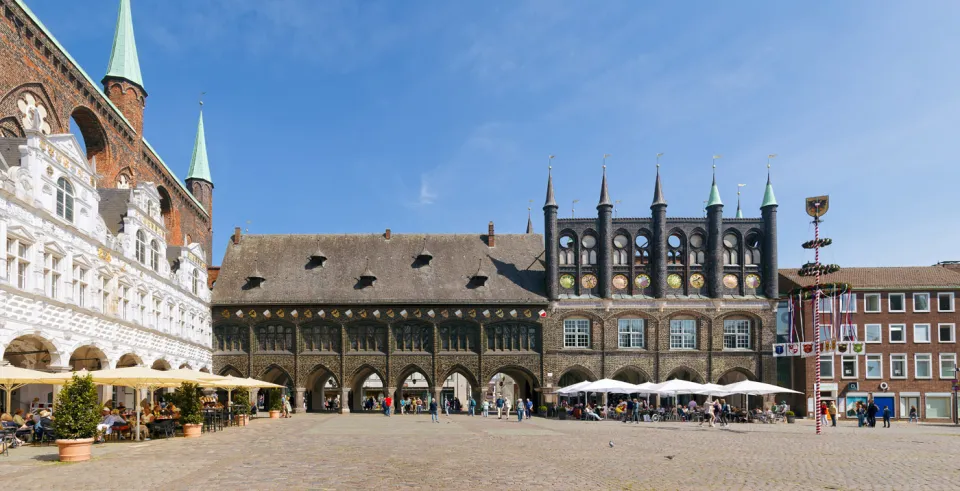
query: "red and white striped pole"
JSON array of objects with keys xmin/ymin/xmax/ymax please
[{"xmin": 813, "ymin": 209, "xmax": 822, "ymax": 435}]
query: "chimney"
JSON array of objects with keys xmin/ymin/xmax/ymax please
[
  {"xmin": 384, "ymin": 228, "xmax": 391, "ymax": 240},
  {"xmin": 232, "ymin": 227, "xmax": 242, "ymax": 245},
  {"xmin": 487, "ymin": 221, "xmax": 495, "ymax": 248}
]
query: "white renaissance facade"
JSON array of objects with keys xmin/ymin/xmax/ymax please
[{"xmin": 0, "ymin": 111, "xmax": 211, "ymax": 412}]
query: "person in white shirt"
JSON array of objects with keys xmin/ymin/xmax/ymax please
[{"xmin": 96, "ymin": 408, "xmax": 126, "ymax": 442}]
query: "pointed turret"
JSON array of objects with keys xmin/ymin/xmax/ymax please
[
  {"xmin": 705, "ymin": 165, "xmax": 724, "ymax": 298},
  {"xmin": 186, "ymin": 104, "xmax": 214, "ymax": 221},
  {"xmin": 543, "ymin": 165, "xmax": 559, "ymax": 300},
  {"xmin": 760, "ymin": 164, "xmax": 779, "ymax": 299},
  {"xmin": 651, "ymin": 164, "xmax": 667, "ymax": 208},
  {"xmin": 544, "ymin": 166, "xmax": 557, "ymax": 208},
  {"xmin": 650, "ymin": 163, "xmax": 668, "ymax": 298},
  {"xmin": 102, "ymin": 0, "xmax": 146, "ymax": 134},
  {"xmin": 706, "ymin": 168, "xmax": 723, "ymax": 207},
  {"xmin": 598, "ymin": 165, "xmax": 612, "ymax": 207},
  {"xmin": 761, "ymin": 167, "xmax": 778, "ymax": 208},
  {"xmin": 735, "ymin": 187, "xmax": 743, "ymax": 218},
  {"xmin": 526, "ymin": 208, "xmax": 534, "ymax": 234}
]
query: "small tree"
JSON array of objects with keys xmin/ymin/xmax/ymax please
[
  {"xmin": 232, "ymin": 389, "xmax": 250, "ymax": 415},
  {"xmin": 53, "ymin": 373, "xmax": 100, "ymax": 440},
  {"xmin": 173, "ymin": 382, "xmax": 204, "ymax": 425},
  {"xmin": 268, "ymin": 388, "xmax": 283, "ymax": 411}
]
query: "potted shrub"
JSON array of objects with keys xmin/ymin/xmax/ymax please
[
  {"xmin": 538, "ymin": 405, "xmax": 548, "ymax": 417},
  {"xmin": 232, "ymin": 389, "xmax": 250, "ymax": 426},
  {"xmin": 785, "ymin": 410, "xmax": 796, "ymax": 424},
  {"xmin": 268, "ymin": 388, "xmax": 282, "ymax": 419},
  {"xmin": 53, "ymin": 373, "xmax": 100, "ymax": 462},
  {"xmin": 174, "ymin": 382, "xmax": 204, "ymax": 438}
]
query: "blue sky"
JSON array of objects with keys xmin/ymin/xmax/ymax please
[{"xmin": 28, "ymin": 0, "xmax": 960, "ymax": 268}]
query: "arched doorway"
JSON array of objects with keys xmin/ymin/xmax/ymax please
[
  {"xmin": 151, "ymin": 359, "xmax": 171, "ymax": 371},
  {"xmin": 304, "ymin": 365, "xmax": 339, "ymax": 412},
  {"xmin": 2, "ymin": 334, "xmax": 60, "ymax": 413},
  {"xmin": 350, "ymin": 365, "xmax": 385, "ymax": 412},
  {"xmin": 487, "ymin": 366, "xmax": 540, "ymax": 411},
  {"xmin": 439, "ymin": 366, "xmax": 481, "ymax": 413},
  {"xmin": 612, "ymin": 366, "xmax": 651, "ymax": 385},
  {"xmin": 69, "ymin": 345, "xmax": 109, "ymax": 402},
  {"xmin": 664, "ymin": 367, "xmax": 705, "ymax": 407},
  {"xmin": 557, "ymin": 365, "xmax": 596, "ymax": 388},
  {"xmin": 395, "ymin": 365, "xmax": 431, "ymax": 413},
  {"xmin": 114, "ymin": 353, "xmax": 143, "ymax": 409},
  {"xmin": 717, "ymin": 368, "xmax": 755, "ymax": 410},
  {"xmin": 116, "ymin": 353, "xmax": 142, "ymax": 368},
  {"xmin": 259, "ymin": 365, "xmax": 293, "ymax": 412}
]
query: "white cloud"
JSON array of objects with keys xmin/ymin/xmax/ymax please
[{"xmin": 418, "ymin": 177, "xmax": 437, "ymax": 206}]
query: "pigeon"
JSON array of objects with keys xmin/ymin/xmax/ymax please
[
  {"xmin": 609, "ymin": 441, "xmax": 614, "ymax": 448},
  {"xmin": 664, "ymin": 455, "xmax": 675, "ymax": 460}
]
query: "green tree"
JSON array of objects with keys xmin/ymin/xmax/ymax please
[
  {"xmin": 53, "ymin": 373, "xmax": 101, "ymax": 440},
  {"xmin": 172, "ymin": 382, "xmax": 204, "ymax": 425}
]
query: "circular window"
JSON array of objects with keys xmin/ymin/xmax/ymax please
[
  {"xmin": 689, "ymin": 273, "xmax": 705, "ymax": 288},
  {"xmin": 723, "ymin": 233, "xmax": 738, "ymax": 248},
  {"xmin": 612, "ymin": 274, "xmax": 629, "ymax": 290},
  {"xmin": 723, "ymin": 274, "xmax": 739, "ymax": 289},
  {"xmin": 559, "ymin": 236, "xmax": 573, "ymax": 249},
  {"xmin": 668, "ymin": 234, "xmax": 682, "ymax": 248},
  {"xmin": 582, "ymin": 235, "xmax": 597, "ymax": 249},
  {"xmin": 635, "ymin": 235, "xmax": 649, "ymax": 249},
  {"xmin": 745, "ymin": 232, "xmax": 761, "ymax": 249},
  {"xmin": 613, "ymin": 235, "xmax": 629, "ymax": 249},
  {"xmin": 634, "ymin": 274, "xmax": 651, "ymax": 288},
  {"xmin": 559, "ymin": 274, "xmax": 576, "ymax": 289},
  {"xmin": 667, "ymin": 274, "xmax": 682, "ymax": 289},
  {"xmin": 745, "ymin": 274, "xmax": 760, "ymax": 289},
  {"xmin": 581, "ymin": 274, "xmax": 598, "ymax": 289},
  {"xmin": 689, "ymin": 233, "xmax": 704, "ymax": 249}
]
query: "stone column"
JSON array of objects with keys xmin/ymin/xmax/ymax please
[
  {"xmin": 294, "ymin": 387, "xmax": 306, "ymax": 413},
  {"xmin": 339, "ymin": 388, "xmax": 351, "ymax": 414}
]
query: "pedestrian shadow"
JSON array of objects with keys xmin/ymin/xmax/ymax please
[{"xmin": 31, "ymin": 454, "xmax": 59, "ymax": 462}]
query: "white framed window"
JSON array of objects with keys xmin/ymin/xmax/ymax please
[
  {"xmin": 939, "ymin": 354, "xmax": 957, "ymax": 379},
  {"xmin": 150, "ymin": 240, "xmax": 160, "ymax": 272},
  {"xmin": 938, "ymin": 292, "xmax": 955, "ymax": 312},
  {"xmin": 618, "ymin": 318, "xmax": 644, "ymax": 348},
  {"xmin": 55, "ymin": 177, "xmax": 75, "ymax": 222},
  {"xmin": 864, "ymin": 293, "xmax": 881, "ymax": 313},
  {"xmin": 179, "ymin": 307, "xmax": 186, "ymax": 336},
  {"xmin": 889, "ymin": 324, "xmax": 905, "ymax": 343},
  {"xmin": 840, "ymin": 324, "xmax": 857, "ymax": 341},
  {"xmin": 670, "ymin": 319, "xmax": 697, "ymax": 349},
  {"xmin": 819, "ymin": 355, "xmax": 834, "ymax": 379},
  {"xmin": 73, "ymin": 264, "xmax": 88, "ymax": 307},
  {"xmin": 915, "ymin": 354, "xmax": 932, "ymax": 379},
  {"xmin": 192, "ymin": 268, "xmax": 200, "ymax": 295},
  {"xmin": 6, "ymin": 237, "xmax": 31, "ymax": 290},
  {"xmin": 138, "ymin": 292, "xmax": 146, "ymax": 324},
  {"xmin": 563, "ymin": 318, "xmax": 590, "ymax": 348},
  {"xmin": 119, "ymin": 284, "xmax": 130, "ymax": 321},
  {"xmin": 723, "ymin": 319, "xmax": 751, "ymax": 350},
  {"xmin": 43, "ymin": 252, "xmax": 61, "ymax": 300},
  {"xmin": 890, "ymin": 354, "xmax": 907, "ymax": 379},
  {"xmin": 840, "ymin": 293, "xmax": 857, "ymax": 313},
  {"xmin": 100, "ymin": 275, "xmax": 112, "ymax": 314},
  {"xmin": 888, "ymin": 293, "xmax": 905, "ymax": 312},
  {"xmin": 865, "ymin": 354, "xmax": 882, "ymax": 379},
  {"xmin": 819, "ymin": 324, "xmax": 832, "ymax": 341},
  {"xmin": 841, "ymin": 356, "xmax": 858, "ymax": 379},
  {"xmin": 913, "ymin": 293, "xmax": 930, "ymax": 312},
  {"xmin": 817, "ymin": 298, "xmax": 833, "ymax": 313},
  {"xmin": 135, "ymin": 230, "xmax": 146, "ymax": 264},
  {"xmin": 914, "ymin": 324, "xmax": 931, "ymax": 343},
  {"xmin": 864, "ymin": 324, "xmax": 882, "ymax": 343},
  {"xmin": 153, "ymin": 296, "xmax": 161, "ymax": 329},
  {"xmin": 925, "ymin": 395, "xmax": 951, "ymax": 419},
  {"xmin": 939, "ymin": 324, "xmax": 955, "ymax": 343}
]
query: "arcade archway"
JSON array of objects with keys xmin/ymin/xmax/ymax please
[
  {"xmin": 2, "ymin": 334, "xmax": 60, "ymax": 413},
  {"xmin": 305, "ymin": 365, "xmax": 339, "ymax": 412},
  {"xmin": 350, "ymin": 365, "xmax": 385, "ymax": 412}
]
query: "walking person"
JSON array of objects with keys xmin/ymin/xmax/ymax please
[
  {"xmin": 624, "ymin": 399, "xmax": 634, "ymax": 424},
  {"xmin": 384, "ymin": 395, "xmax": 393, "ymax": 417},
  {"xmin": 867, "ymin": 401, "xmax": 878, "ymax": 428},
  {"xmin": 632, "ymin": 398, "xmax": 641, "ymax": 424},
  {"xmin": 469, "ymin": 396, "xmax": 476, "ymax": 416},
  {"xmin": 525, "ymin": 398, "xmax": 533, "ymax": 419},
  {"xmin": 482, "ymin": 399, "xmax": 490, "ymax": 418},
  {"xmin": 856, "ymin": 402, "xmax": 865, "ymax": 428},
  {"xmin": 820, "ymin": 401, "xmax": 828, "ymax": 427},
  {"xmin": 517, "ymin": 398, "xmax": 524, "ymax": 422},
  {"xmin": 444, "ymin": 398, "xmax": 451, "ymax": 416},
  {"xmin": 429, "ymin": 398, "xmax": 439, "ymax": 423},
  {"xmin": 828, "ymin": 401, "xmax": 837, "ymax": 427},
  {"xmin": 496, "ymin": 396, "xmax": 504, "ymax": 419},
  {"xmin": 909, "ymin": 406, "xmax": 918, "ymax": 423},
  {"xmin": 701, "ymin": 399, "xmax": 715, "ymax": 428},
  {"xmin": 882, "ymin": 406, "xmax": 892, "ymax": 428},
  {"xmin": 504, "ymin": 398, "xmax": 512, "ymax": 421}
]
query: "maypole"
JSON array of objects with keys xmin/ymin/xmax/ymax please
[{"xmin": 800, "ymin": 196, "xmax": 833, "ymax": 435}]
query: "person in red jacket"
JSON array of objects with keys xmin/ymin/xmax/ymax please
[{"xmin": 383, "ymin": 396, "xmax": 393, "ymax": 417}]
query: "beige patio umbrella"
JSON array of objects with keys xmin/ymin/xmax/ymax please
[{"xmin": 0, "ymin": 364, "xmax": 61, "ymax": 414}]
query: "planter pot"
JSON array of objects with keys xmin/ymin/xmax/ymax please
[
  {"xmin": 56, "ymin": 438, "xmax": 94, "ymax": 462},
  {"xmin": 235, "ymin": 414, "xmax": 247, "ymax": 426},
  {"xmin": 787, "ymin": 416, "xmax": 796, "ymax": 424},
  {"xmin": 269, "ymin": 410, "xmax": 281, "ymax": 419},
  {"xmin": 558, "ymin": 411, "xmax": 567, "ymax": 420},
  {"xmin": 183, "ymin": 423, "xmax": 202, "ymax": 438}
]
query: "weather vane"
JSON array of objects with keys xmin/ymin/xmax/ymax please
[
  {"xmin": 199, "ymin": 91, "xmax": 206, "ymax": 107},
  {"xmin": 572, "ymin": 199, "xmax": 580, "ymax": 218},
  {"xmin": 656, "ymin": 152, "xmax": 663, "ymax": 168},
  {"xmin": 614, "ymin": 199, "xmax": 622, "ymax": 218}
]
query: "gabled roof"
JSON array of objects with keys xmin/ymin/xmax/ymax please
[
  {"xmin": 213, "ymin": 233, "xmax": 547, "ymax": 305},
  {"xmin": 98, "ymin": 188, "xmax": 132, "ymax": 235},
  {"xmin": 779, "ymin": 267, "xmax": 960, "ymax": 291}
]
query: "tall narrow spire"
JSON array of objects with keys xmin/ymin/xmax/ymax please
[
  {"xmin": 706, "ymin": 165, "xmax": 723, "ymax": 207},
  {"xmin": 735, "ymin": 184, "xmax": 745, "ymax": 218},
  {"xmin": 187, "ymin": 105, "xmax": 212, "ymax": 183},
  {"xmin": 598, "ymin": 165, "xmax": 612, "ymax": 207},
  {"xmin": 544, "ymin": 166, "xmax": 557, "ymax": 208},
  {"xmin": 651, "ymin": 164, "xmax": 667, "ymax": 207},
  {"xmin": 526, "ymin": 208, "xmax": 534, "ymax": 234},
  {"xmin": 761, "ymin": 165, "xmax": 778, "ymax": 208},
  {"xmin": 105, "ymin": 0, "xmax": 144, "ymax": 89}
]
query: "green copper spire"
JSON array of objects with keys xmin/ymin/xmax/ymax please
[
  {"xmin": 187, "ymin": 107, "xmax": 212, "ymax": 183},
  {"xmin": 104, "ymin": 0, "xmax": 144, "ymax": 88},
  {"xmin": 706, "ymin": 166, "xmax": 722, "ymax": 207},
  {"xmin": 761, "ymin": 165, "xmax": 778, "ymax": 208}
]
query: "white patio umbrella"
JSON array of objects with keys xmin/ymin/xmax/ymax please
[
  {"xmin": 556, "ymin": 380, "xmax": 593, "ymax": 395},
  {"xmin": 651, "ymin": 379, "xmax": 705, "ymax": 396},
  {"xmin": 0, "ymin": 364, "xmax": 61, "ymax": 414},
  {"xmin": 631, "ymin": 382, "xmax": 661, "ymax": 394},
  {"xmin": 580, "ymin": 379, "xmax": 639, "ymax": 394},
  {"xmin": 721, "ymin": 380, "xmax": 802, "ymax": 420},
  {"xmin": 693, "ymin": 383, "xmax": 734, "ymax": 397}
]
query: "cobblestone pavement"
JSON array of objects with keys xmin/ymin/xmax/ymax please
[{"xmin": 3, "ymin": 413, "xmax": 959, "ymax": 490}]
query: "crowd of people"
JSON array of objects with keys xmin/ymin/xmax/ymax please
[{"xmin": 557, "ymin": 397, "xmax": 791, "ymax": 427}]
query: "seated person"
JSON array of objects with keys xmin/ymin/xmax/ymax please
[
  {"xmin": 584, "ymin": 406, "xmax": 603, "ymax": 421},
  {"xmin": 12, "ymin": 409, "xmax": 26, "ymax": 427},
  {"xmin": 95, "ymin": 407, "xmax": 126, "ymax": 442},
  {"xmin": 35, "ymin": 410, "xmax": 54, "ymax": 441}
]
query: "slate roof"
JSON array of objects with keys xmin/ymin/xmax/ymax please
[
  {"xmin": 213, "ymin": 233, "xmax": 547, "ymax": 305},
  {"xmin": 0, "ymin": 138, "xmax": 24, "ymax": 169},
  {"xmin": 98, "ymin": 188, "xmax": 130, "ymax": 235},
  {"xmin": 780, "ymin": 266, "xmax": 960, "ymax": 291}
]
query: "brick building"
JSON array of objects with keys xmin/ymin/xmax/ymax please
[{"xmin": 779, "ymin": 266, "xmax": 960, "ymax": 421}]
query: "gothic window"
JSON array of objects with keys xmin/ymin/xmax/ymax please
[
  {"xmin": 745, "ymin": 230, "xmax": 761, "ymax": 265},
  {"xmin": 257, "ymin": 324, "xmax": 295, "ymax": 352},
  {"xmin": 302, "ymin": 324, "xmax": 339, "ymax": 352},
  {"xmin": 723, "ymin": 232, "xmax": 739, "ymax": 265},
  {"xmin": 688, "ymin": 232, "xmax": 705, "ymax": 265},
  {"xmin": 215, "ymin": 325, "xmax": 247, "ymax": 352},
  {"xmin": 486, "ymin": 322, "xmax": 538, "ymax": 351},
  {"xmin": 150, "ymin": 240, "xmax": 160, "ymax": 272},
  {"xmin": 559, "ymin": 235, "xmax": 575, "ymax": 265},
  {"xmin": 135, "ymin": 230, "xmax": 146, "ymax": 264},
  {"xmin": 634, "ymin": 233, "xmax": 650, "ymax": 265},
  {"xmin": 348, "ymin": 323, "xmax": 385, "ymax": 352},
  {"xmin": 55, "ymin": 178, "xmax": 74, "ymax": 222},
  {"xmin": 580, "ymin": 234, "xmax": 597, "ymax": 265},
  {"xmin": 439, "ymin": 322, "xmax": 475, "ymax": 352},
  {"xmin": 394, "ymin": 321, "xmax": 431, "ymax": 351},
  {"xmin": 117, "ymin": 173, "xmax": 130, "ymax": 189},
  {"xmin": 667, "ymin": 233, "xmax": 684, "ymax": 265},
  {"xmin": 613, "ymin": 234, "xmax": 629, "ymax": 265}
]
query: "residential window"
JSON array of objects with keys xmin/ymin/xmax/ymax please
[
  {"xmin": 925, "ymin": 396, "xmax": 951, "ymax": 419},
  {"xmin": 100, "ymin": 276, "xmax": 111, "ymax": 314},
  {"xmin": 819, "ymin": 324, "xmax": 832, "ymax": 341},
  {"xmin": 723, "ymin": 319, "xmax": 751, "ymax": 349},
  {"xmin": 840, "ymin": 324, "xmax": 857, "ymax": 342},
  {"xmin": 73, "ymin": 265, "xmax": 88, "ymax": 307},
  {"xmin": 153, "ymin": 297, "xmax": 161, "ymax": 328},
  {"xmin": 864, "ymin": 293, "xmax": 881, "ymax": 313},
  {"xmin": 817, "ymin": 297, "xmax": 833, "ymax": 313},
  {"xmin": 889, "ymin": 324, "xmax": 905, "ymax": 343},
  {"xmin": 119, "ymin": 285, "xmax": 130, "ymax": 321},
  {"xmin": 670, "ymin": 319, "xmax": 697, "ymax": 349},
  {"xmin": 7, "ymin": 238, "xmax": 31, "ymax": 289},
  {"xmin": 618, "ymin": 318, "xmax": 644, "ymax": 348},
  {"xmin": 864, "ymin": 324, "xmax": 882, "ymax": 343},
  {"xmin": 135, "ymin": 230, "xmax": 146, "ymax": 264},
  {"xmin": 840, "ymin": 293, "xmax": 857, "ymax": 313},
  {"xmin": 939, "ymin": 354, "xmax": 957, "ymax": 379},
  {"xmin": 150, "ymin": 240, "xmax": 160, "ymax": 272},
  {"xmin": 889, "ymin": 293, "xmax": 905, "ymax": 312},
  {"xmin": 43, "ymin": 253, "xmax": 61, "ymax": 299},
  {"xmin": 939, "ymin": 324, "xmax": 956, "ymax": 343},
  {"xmin": 55, "ymin": 177, "xmax": 74, "ymax": 222},
  {"xmin": 179, "ymin": 307, "xmax": 186, "ymax": 336},
  {"xmin": 938, "ymin": 292, "xmax": 955, "ymax": 312},
  {"xmin": 914, "ymin": 324, "xmax": 931, "ymax": 343},
  {"xmin": 841, "ymin": 356, "xmax": 858, "ymax": 378},
  {"xmin": 890, "ymin": 354, "xmax": 907, "ymax": 378},
  {"xmin": 913, "ymin": 293, "xmax": 930, "ymax": 312},
  {"xmin": 192, "ymin": 268, "xmax": 200, "ymax": 295},
  {"xmin": 138, "ymin": 292, "xmax": 146, "ymax": 323},
  {"xmin": 865, "ymin": 354, "xmax": 882, "ymax": 379},
  {"xmin": 915, "ymin": 354, "xmax": 932, "ymax": 379},
  {"xmin": 819, "ymin": 355, "xmax": 834, "ymax": 379},
  {"xmin": 563, "ymin": 319, "xmax": 590, "ymax": 348}
]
